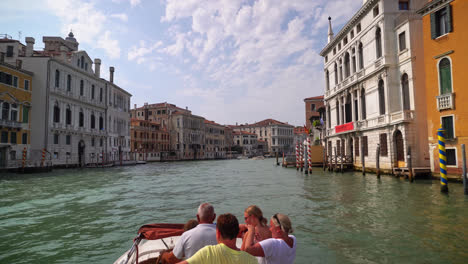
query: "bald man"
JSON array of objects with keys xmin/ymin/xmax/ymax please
[{"xmin": 172, "ymin": 203, "xmax": 217, "ymax": 260}]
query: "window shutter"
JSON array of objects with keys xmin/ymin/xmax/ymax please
[
  {"xmin": 447, "ymin": 5, "xmax": 453, "ymax": 33},
  {"xmin": 430, "ymin": 12, "xmax": 437, "ymax": 39}
]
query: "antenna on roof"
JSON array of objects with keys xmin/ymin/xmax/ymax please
[{"xmin": 18, "ymin": 31, "xmax": 22, "ymax": 41}]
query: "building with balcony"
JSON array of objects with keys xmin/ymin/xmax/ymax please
[
  {"xmin": 233, "ymin": 131, "xmax": 258, "ymax": 157},
  {"xmin": 204, "ymin": 120, "xmax": 226, "ymax": 159},
  {"xmin": 170, "ymin": 110, "xmax": 205, "ymax": 160},
  {"xmin": 231, "ymin": 119, "xmax": 294, "ymax": 154},
  {"xmin": 320, "ymin": 0, "xmax": 430, "ymax": 172},
  {"xmin": 418, "ymin": 0, "xmax": 467, "ymax": 176},
  {"xmin": 130, "ymin": 119, "xmax": 169, "ymax": 161},
  {"xmin": 0, "ymin": 55, "xmax": 33, "ymax": 168},
  {"xmin": 0, "ymin": 33, "xmax": 131, "ymax": 167}
]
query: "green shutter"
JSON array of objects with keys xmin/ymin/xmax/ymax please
[
  {"xmin": 442, "ymin": 117, "xmax": 454, "ymax": 139},
  {"xmin": 440, "ymin": 66, "xmax": 452, "ymax": 94},
  {"xmin": 22, "ymin": 106, "xmax": 29, "ymax": 123},
  {"xmin": 430, "ymin": 12, "xmax": 437, "ymax": 39},
  {"xmin": 447, "ymin": 5, "xmax": 453, "ymax": 33}
]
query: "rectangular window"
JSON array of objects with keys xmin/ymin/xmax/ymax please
[
  {"xmin": 311, "ymin": 104, "xmax": 316, "ymax": 111},
  {"xmin": 22, "ymin": 106, "xmax": 29, "ymax": 123},
  {"xmin": 66, "ymin": 135, "xmax": 71, "ymax": 145},
  {"xmin": 1, "ymin": 131, "xmax": 7, "ymax": 143},
  {"xmin": 6, "ymin": 46, "xmax": 14, "ymax": 57},
  {"xmin": 441, "ymin": 116, "xmax": 454, "ymax": 139},
  {"xmin": 337, "ymin": 140, "xmax": 341, "ymax": 156},
  {"xmin": 10, "ymin": 151, "xmax": 16, "ymax": 160},
  {"xmin": 446, "ymin": 148, "xmax": 456, "ymax": 166},
  {"xmin": 24, "ymin": 80, "xmax": 30, "ymax": 90},
  {"xmin": 431, "ymin": 5, "xmax": 452, "ymax": 39},
  {"xmin": 357, "ymin": 23, "xmax": 361, "ymax": 33},
  {"xmin": 13, "ymin": 76, "xmax": 18, "ymax": 87},
  {"xmin": 350, "ymin": 30, "xmax": 354, "ymax": 39},
  {"xmin": 373, "ymin": 6, "xmax": 379, "ymax": 17},
  {"xmin": 363, "ymin": 136, "xmax": 368, "ymax": 156},
  {"xmin": 333, "ymin": 48, "xmax": 336, "ymax": 55},
  {"xmin": 54, "ymin": 152, "xmax": 58, "ymax": 159},
  {"xmin": 91, "ymin": 138, "xmax": 95, "ymax": 147},
  {"xmin": 380, "ymin": 133, "xmax": 388, "ymax": 156},
  {"xmin": 53, "ymin": 134, "xmax": 59, "ymax": 144},
  {"xmin": 399, "ymin": 32, "xmax": 406, "ymax": 51},
  {"xmin": 10, "ymin": 132, "xmax": 17, "ymax": 144},
  {"xmin": 343, "ymin": 37, "xmax": 348, "ymax": 45},
  {"xmin": 22, "ymin": 133, "xmax": 27, "ymax": 144},
  {"xmin": 399, "ymin": 0, "xmax": 409, "ymax": 10}
]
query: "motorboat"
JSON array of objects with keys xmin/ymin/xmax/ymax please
[{"xmin": 114, "ymin": 223, "xmax": 244, "ymax": 264}]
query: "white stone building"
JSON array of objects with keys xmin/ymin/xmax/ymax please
[
  {"xmin": 170, "ymin": 111, "xmax": 205, "ymax": 160},
  {"xmin": 204, "ymin": 120, "xmax": 226, "ymax": 159},
  {"xmin": 0, "ymin": 33, "xmax": 131, "ymax": 167},
  {"xmin": 320, "ymin": 0, "xmax": 429, "ymax": 172},
  {"xmin": 233, "ymin": 131, "xmax": 258, "ymax": 156}
]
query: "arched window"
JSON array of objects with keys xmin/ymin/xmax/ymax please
[
  {"xmin": 327, "ymin": 105, "xmax": 331, "ymax": 128},
  {"xmin": 376, "ymin": 27, "xmax": 382, "ymax": 58},
  {"xmin": 80, "ymin": 80, "xmax": 84, "ymax": 96},
  {"xmin": 99, "ymin": 88, "xmax": 103, "ymax": 102},
  {"xmin": 344, "ymin": 52, "xmax": 350, "ymax": 78},
  {"xmin": 79, "ymin": 110, "xmax": 84, "ymax": 127},
  {"xmin": 401, "ymin": 73, "xmax": 410, "ymax": 110},
  {"xmin": 66, "ymin": 105, "xmax": 72, "ymax": 125},
  {"xmin": 67, "ymin": 74, "xmax": 72, "ymax": 91},
  {"xmin": 91, "ymin": 113, "xmax": 96, "ymax": 129},
  {"xmin": 91, "ymin": 85, "xmax": 95, "ymax": 99},
  {"xmin": 334, "ymin": 63, "xmax": 338, "ymax": 85},
  {"xmin": 80, "ymin": 56, "xmax": 84, "ymax": 69},
  {"xmin": 361, "ymin": 88, "xmax": 366, "ymax": 119},
  {"xmin": 439, "ymin": 58, "xmax": 452, "ymax": 94},
  {"xmin": 336, "ymin": 100, "xmax": 340, "ymax": 125},
  {"xmin": 99, "ymin": 115, "xmax": 104, "ymax": 130},
  {"xmin": 339, "ymin": 59, "xmax": 343, "ymax": 82},
  {"xmin": 358, "ymin": 42, "xmax": 364, "ymax": 69},
  {"xmin": 378, "ymin": 80, "xmax": 385, "ymax": 115},
  {"xmin": 53, "ymin": 102, "xmax": 60, "ymax": 123},
  {"xmin": 55, "ymin": 69, "xmax": 60, "ymax": 88},
  {"xmin": 325, "ymin": 70, "xmax": 330, "ymax": 91},
  {"xmin": 351, "ymin": 48, "xmax": 356, "ymax": 74}
]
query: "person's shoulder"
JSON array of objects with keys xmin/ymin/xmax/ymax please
[{"xmin": 241, "ymin": 251, "xmax": 259, "ymax": 263}]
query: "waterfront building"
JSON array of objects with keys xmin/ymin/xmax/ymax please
[
  {"xmin": 130, "ymin": 102, "xmax": 190, "ymax": 130},
  {"xmin": 293, "ymin": 127, "xmax": 308, "ymax": 148},
  {"xmin": 170, "ymin": 110, "xmax": 205, "ymax": 160},
  {"xmin": 233, "ymin": 131, "xmax": 258, "ymax": 156},
  {"xmin": 304, "ymin": 95, "xmax": 326, "ymax": 144},
  {"xmin": 320, "ymin": 0, "xmax": 430, "ymax": 172},
  {"xmin": 224, "ymin": 126, "xmax": 234, "ymax": 158},
  {"xmin": 418, "ymin": 0, "xmax": 468, "ymax": 176},
  {"xmin": 130, "ymin": 118, "xmax": 169, "ymax": 161},
  {"xmin": 231, "ymin": 119, "xmax": 294, "ymax": 154},
  {"xmin": 0, "ymin": 51, "xmax": 33, "ymax": 168},
  {"xmin": 0, "ymin": 33, "xmax": 131, "ymax": 167},
  {"xmin": 107, "ymin": 74, "xmax": 132, "ymax": 162},
  {"xmin": 204, "ymin": 120, "xmax": 226, "ymax": 159}
]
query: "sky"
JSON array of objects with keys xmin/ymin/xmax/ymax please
[{"xmin": 2, "ymin": 0, "xmax": 362, "ymax": 126}]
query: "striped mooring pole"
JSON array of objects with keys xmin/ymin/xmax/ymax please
[
  {"xmin": 438, "ymin": 125, "xmax": 449, "ymax": 193},
  {"xmin": 22, "ymin": 147, "xmax": 27, "ymax": 168},
  {"xmin": 300, "ymin": 142, "xmax": 304, "ymax": 171},
  {"xmin": 296, "ymin": 142, "xmax": 299, "ymax": 170},
  {"xmin": 307, "ymin": 137, "xmax": 312, "ymax": 174},
  {"xmin": 41, "ymin": 148, "xmax": 46, "ymax": 167}
]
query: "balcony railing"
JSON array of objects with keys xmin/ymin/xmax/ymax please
[
  {"xmin": 0, "ymin": 119, "xmax": 22, "ymax": 129},
  {"xmin": 437, "ymin": 93, "xmax": 454, "ymax": 111}
]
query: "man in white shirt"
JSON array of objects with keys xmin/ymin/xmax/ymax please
[{"xmin": 172, "ymin": 203, "xmax": 217, "ymax": 260}]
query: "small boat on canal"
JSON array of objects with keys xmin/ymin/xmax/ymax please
[{"xmin": 114, "ymin": 223, "xmax": 244, "ymax": 264}]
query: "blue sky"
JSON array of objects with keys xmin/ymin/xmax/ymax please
[{"xmin": 2, "ymin": 0, "xmax": 362, "ymax": 126}]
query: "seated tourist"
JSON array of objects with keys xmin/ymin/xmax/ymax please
[
  {"xmin": 244, "ymin": 213, "xmax": 296, "ymax": 264},
  {"xmin": 176, "ymin": 213, "xmax": 257, "ymax": 264},
  {"xmin": 171, "ymin": 203, "xmax": 217, "ymax": 260},
  {"xmin": 240, "ymin": 205, "xmax": 272, "ymax": 250},
  {"xmin": 158, "ymin": 219, "xmax": 199, "ymax": 264}
]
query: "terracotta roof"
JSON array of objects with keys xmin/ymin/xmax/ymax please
[
  {"xmin": 304, "ymin": 95, "xmax": 324, "ymax": 101},
  {"xmin": 204, "ymin": 120, "xmax": 222, "ymax": 126}
]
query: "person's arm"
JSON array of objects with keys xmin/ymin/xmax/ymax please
[
  {"xmin": 161, "ymin": 251, "xmax": 182, "ymax": 264},
  {"xmin": 241, "ymin": 224, "xmax": 255, "ymax": 251},
  {"xmin": 244, "ymin": 242, "xmax": 265, "ymax": 257}
]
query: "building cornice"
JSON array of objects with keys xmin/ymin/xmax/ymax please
[
  {"xmin": 417, "ymin": 0, "xmax": 454, "ymax": 16},
  {"xmin": 320, "ymin": 0, "xmax": 379, "ymax": 56}
]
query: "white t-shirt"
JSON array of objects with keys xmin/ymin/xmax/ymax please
[
  {"xmin": 259, "ymin": 235, "xmax": 296, "ymax": 264},
  {"xmin": 172, "ymin": 223, "xmax": 217, "ymax": 259}
]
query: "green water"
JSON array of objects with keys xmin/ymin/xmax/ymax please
[{"xmin": 0, "ymin": 159, "xmax": 467, "ymax": 264}]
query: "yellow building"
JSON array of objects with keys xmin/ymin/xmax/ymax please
[
  {"xmin": 0, "ymin": 57, "xmax": 33, "ymax": 168},
  {"xmin": 418, "ymin": 0, "xmax": 468, "ymax": 177}
]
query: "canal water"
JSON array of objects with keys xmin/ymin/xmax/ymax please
[{"xmin": 1, "ymin": 159, "xmax": 467, "ymax": 264}]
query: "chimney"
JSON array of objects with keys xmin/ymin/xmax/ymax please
[
  {"xmin": 110, "ymin": 66, "xmax": 115, "ymax": 83},
  {"xmin": 134, "ymin": 104, "xmax": 137, "ymax": 109},
  {"xmin": 94, "ymin": 58, "xmax": 101, "ymax": 78},
  {"xmin": 16, "ymin": 59, "xmax": 22, "ymax": 69},
  {"xmin": 327, "ymin": 17, "xmax": 334, "ymax": 43},
  {"xmin": 0, "ymin": 52, "xmax": 4, "ymax": 63},
  {"xmin": 186, "ymin": 106, "xmax": 188, "ymax": 110},
  {"xmin": 60, "ymin": 46, "xmax": 67, "ymax": 61},
  {"xmin": 25, "ymin": 37, "xmax": 35, "ymax": 57}
]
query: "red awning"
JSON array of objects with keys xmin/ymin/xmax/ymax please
[{"xmin": 137, "ymin": 223, "xmax": 185, "ymax": 240}]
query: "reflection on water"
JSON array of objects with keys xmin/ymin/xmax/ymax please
[{"xmin": 0, "ymin": 159, "xmax": 467, "ymax": 263}]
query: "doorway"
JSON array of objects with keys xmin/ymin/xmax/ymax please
[{"xmin": 394, "ymin": 130, "xmax": 405, "ymax": 167}]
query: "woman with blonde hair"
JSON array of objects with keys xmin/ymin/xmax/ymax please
[{"xmin": 240, "ymin": 205, "xmax": 271, "ymax": 251}]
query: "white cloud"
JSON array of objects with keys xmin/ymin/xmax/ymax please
[
  {"xmin": 128, "ymin": 40, "xmax": 163, "ymax": 63},
  {"xmin": 46, "ymin": 0, "xmax": 122, "ymax": 59},
  {"xmin": 110, "ymin": 13, "xmax": 128, "ymax": 22}
]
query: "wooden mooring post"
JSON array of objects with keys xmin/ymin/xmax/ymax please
[
  {"xmin": 361, "ymin": 138, "xmax": 365, "ymax": 176},
  {"xmin": 376, "ymin": 144, "xmax": 380, "ymax": 179},
  {"xmin": 323, "ymin": 147, "xmax": 326, "ymax": 171},
  {"xmin": 462, "ymin": 144, "xmax": 467, "ymax": 195},
  {"xmin": 334, "ymin": 147, "xmax": 337, "ymax": 172},
  {"xmin": 408, "ymin": 146, "xmax": 413, "ymax": 182},
  {"xmin": 340, "ymin": 152, "xmax": 344, "ymax": 173}
]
